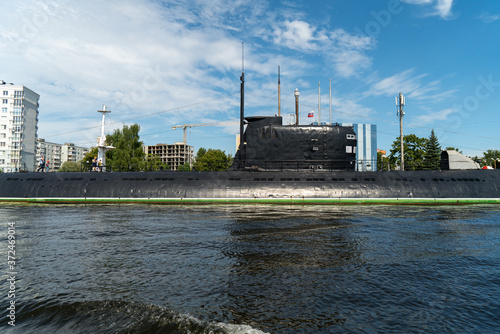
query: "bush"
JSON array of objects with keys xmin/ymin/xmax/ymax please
[{"xmin": 58, "ymin": 161, "xmax": 81, "ymax": 172}]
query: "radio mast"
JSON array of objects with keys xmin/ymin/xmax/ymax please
[{"xmin": 278, "ymin": 66, "xmax": 281, "ymax": 116}]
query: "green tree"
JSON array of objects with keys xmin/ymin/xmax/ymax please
[
  {"xmin": 483, "ymin": 149, "xmax": 500, "ymax": 168},
  {"xmin": 423, "ymin": 129, "xmax": 441, "ymax": 170},
  {"xmin": 81, "ymin": 147, "xmax": 98, "ymax": 171},
  {"xmin": 58, "ymin": 161, "xmax": 81, "ymax": 172},
  {"xmin": 195, "ymin": 148, "xmax": 207, "ymax": 161},
  {"xmin": 177, "ymin": 162, "xmax": 191, "ymax": 171},
  {"xmin": 144, "ymin": 154, "xmax": 169, "ymax": 171},
  {"xmin": 105, "ymin": 124, "xmax": 145, "ymax": 171},
  {"xmin": 193, "ymin": 148, "xmax": 231, "ymax": 171},
  {"xmin": 377, "ymin": 150, "xmax": 394, "ymax": 171},
  {"xmin": 446, "ymin": 147, "xmax": 462, "ymax": 154},
  {"xmin": 389, "ymin": 134, "xmax": 428, "ymax": 170}
]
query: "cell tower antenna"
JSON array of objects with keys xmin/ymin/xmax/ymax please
[{"xmin": 396, "ymin": 92, "xmax": 405, "ymax": 171}]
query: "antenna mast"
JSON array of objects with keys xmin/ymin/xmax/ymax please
[
  {"xmin": 318, "ymin": 81, "xmax": 321, "ymax": 124},
  {"xmin": 239, "ymin": 42, "xmax": 245, "ymax": 164},
  {"xmin": 329, "ymin": 78, "xmax": 332, "ymax": 124},
  {"xmin": 278, "ymin": 66, "xmax": 281, "ymax": 116},
  {"xmin": 396, "ymin": 93, "xmax": 405, "ymax": 171}
]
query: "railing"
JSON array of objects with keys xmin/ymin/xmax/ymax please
[{"xmin": 236, "ymin": 159, "xmax": 357, "ymax": 172}]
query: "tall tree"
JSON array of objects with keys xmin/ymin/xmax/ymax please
[
  {"xmin": 424, "ymin": 129, "xmax": 441, "ymax": 170},
  {"xmin": 195, "ymin": 148, "xmax": 207, "ymax": 161},
  {"xmin": 193, "ymin": 148, "xmax": 231, "ymax": 171},
  {"xmin": 389, "ymin": 134, "xmax": 428, "ymax": 170},
  {"xmin": 105, "ymin": 124, "xmax": 145, "ymax": 171}
]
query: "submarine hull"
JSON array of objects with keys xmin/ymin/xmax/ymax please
[{"xmin": 1, "ymin": 169, "xmax": 499, "ymax": 204}]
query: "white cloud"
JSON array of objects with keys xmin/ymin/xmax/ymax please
[
  {"xmin": 414, "ymin": 107, "xmax": 456, "ymax": 124},
  {"xmin": 0, "ymin": 1, "xmax": 250, "ymax": 138},
  {"xmin": 273, "ymin": 21, "xmax": 374, "ymax": 78},
  {"xmin": 435, "ymin": 0, "xmax": 454, "ymax": 19},
  {"xmin": 366, "ymin": 69, "xmax": 456, "ymax": 104},
  {"xmin": 367, "ymin": 69, "xmax": 426, "ymax": 97},
  {"xmin": 273, "ymin": 20, "xmax": 318, "ymax": 51},
  {"xmin": 478, "ymin": 12, "xmax": 500, "ymax": 23},
  {"xmin": 401, "ymin": 0, "xmax": 455, "ymax": 19},
  {"xmin": 333, "ymin": 51, "xmax": 372, "ymax": 78}
]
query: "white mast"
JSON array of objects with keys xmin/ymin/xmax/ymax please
[{"xmin": 97, "ymin": 105, "xmax": 114, "ymax": 171}]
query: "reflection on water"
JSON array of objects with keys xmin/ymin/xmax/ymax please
[{"xmin": 0, "ymin": 204, "xmax": 499, "ymax": 333}]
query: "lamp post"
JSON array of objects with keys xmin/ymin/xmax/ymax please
[{"xmin": 294, "ymin": 88, "xmax": 300, "ymax": 125}]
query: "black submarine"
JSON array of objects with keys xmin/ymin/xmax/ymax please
[{"xmin": 0, "ymin": 72, "xmax": 499, "ymax": 205}]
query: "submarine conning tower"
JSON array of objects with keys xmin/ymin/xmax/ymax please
[{"xmin": 231, "ymin": 116, "xmax": 357, "ymax": 171}]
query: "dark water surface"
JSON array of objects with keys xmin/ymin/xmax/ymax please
[{"xmin": 1, "ymin": 204, "xmax": 499, "ymax": 333}]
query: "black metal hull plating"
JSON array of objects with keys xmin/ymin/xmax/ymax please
[{"xmin": 0, "ymin": 170, "xmax": 499, "ymax": 204}]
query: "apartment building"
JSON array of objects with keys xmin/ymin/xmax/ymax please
[
  {"xmin": 0, "ymin": 81, "xmax": 39, "ymax": 172},
  {"xmin": 36, "ymin": 139, "xmax": 89, "ymax": 171}
]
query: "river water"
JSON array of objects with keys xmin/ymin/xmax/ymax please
[{"xmin": 1, "ymin": 204, "xmax": 499, "ymax": 333}]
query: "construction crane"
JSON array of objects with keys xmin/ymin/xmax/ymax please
[{"xmin": 172, "ymin": 121, "xmax": 239, "ymax": 144}]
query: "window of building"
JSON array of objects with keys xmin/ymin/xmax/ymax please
[
  {"xmin": 0, "ymin": 134, "xmax": 5, "ymax": 138},
  {"xmin": 1, "ymin": 108, "xmax": 6, "ymax": 112},
  {"xmin": 0, "ymin": 142, "xmax": 5, "ymax": 147},
  {"xmin": 2, "ymin": 99, "xmax": 7, "ymax": 104},
  {"xmin": 2, "ymin": 91, "xmax": 7, "ymax": 96},
  {"xmin": 14, "ymin": 91, "xmax": 23, "ymax": 98}
]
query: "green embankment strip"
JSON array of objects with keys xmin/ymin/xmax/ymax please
[{"xmin": 0, "ymin": 197, "xmax": 499, "ymax": 205}]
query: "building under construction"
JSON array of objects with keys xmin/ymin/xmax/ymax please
[{"xmin": 144, "ymin": 142, "xmax": 194, "ymax": 171}]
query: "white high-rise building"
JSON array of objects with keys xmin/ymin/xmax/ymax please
[{"xmin": 0, "ymin": 81, "xmax": 39, "ymax": 172}]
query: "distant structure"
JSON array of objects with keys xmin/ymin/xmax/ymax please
[
  {"xmin": 341, "ymin": 123, "xmax": 378, "ymax": 171},
  {"xmin": 36, "ymin": 139, "xmax": 89, "ymax": 171},
  {"xmin": 144, "ymin": 142, "xmax": 194, "ymax": 171},
  {"xmin": 441, "ymin": 150, "xmax": 480, "ymax": 170},
  {"xmin": 0, "ymin": 81, "xmax": 39, "ymax": 172}
]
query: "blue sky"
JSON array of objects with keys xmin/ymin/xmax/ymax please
[{"xmin": 1, "ymin": 0, "xmax": 499, "ymax": 157}]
